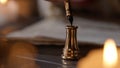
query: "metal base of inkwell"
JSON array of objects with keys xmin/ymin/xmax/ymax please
[
  {"xmin": 62, "ymin": 25, "xmax": 80, "ymax": 60},
  {"xmin": 62, "ymin": 0, "xmax": 80, "ymax": 60}
]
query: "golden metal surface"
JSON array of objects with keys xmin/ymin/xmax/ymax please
[{"xmin": 62, "ymin": 25, "xmax": 80, "ymax": 60}]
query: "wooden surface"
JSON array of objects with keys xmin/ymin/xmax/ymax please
[{"xmin": 0, "ymin": 38, "xmax": 102, "ymax": 68}]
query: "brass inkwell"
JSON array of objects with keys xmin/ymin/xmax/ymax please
[{"xmin": 62, "ymin": 0, "xmax": 80, "ymax": 60}]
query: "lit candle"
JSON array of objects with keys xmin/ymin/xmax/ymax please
[
  {"xmin": 77, "ymin": 39, "xmax": 119, "ymax": 68},
  {"xmin": 103, "ymin": 39, "xmax": 118, "ymax": 68},
  {"xmin": 0, "ymin": 0, "xmax": 7, "ymax": 4}
]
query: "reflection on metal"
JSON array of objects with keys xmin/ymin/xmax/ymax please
[
  {"xmin": 62, "ymin": 26, "xmax": 80, "ymax": 60},
  {"xmin": 61, "ymin": 60, "xmax": 76, "ymax": 68}
]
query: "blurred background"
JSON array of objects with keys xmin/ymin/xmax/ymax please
[
  {"xmin": 0, "ymin": 0, "xmax": 120, "ymax": 68},
  {"xmin": 0, "ymin": 0, "xmax": 120, "ymax": 45}
]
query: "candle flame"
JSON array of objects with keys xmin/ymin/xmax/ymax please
[
  {"xmin": 103, "ymin": 39, "xmax": 118, "ymax": 67},
  {"xmin": 0, "ymin": 0, "xmax": 7, "ymax": 4}
]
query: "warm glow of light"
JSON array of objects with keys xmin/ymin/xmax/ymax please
[
  {"xmin": 103, "ymin": 39, "xmax": 118, "ymax": 67},
  {"xmin": 0, "ymin": 0, "xmax": 7, "ymax": 4}
]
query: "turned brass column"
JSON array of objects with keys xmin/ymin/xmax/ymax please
[{"xmin": 62, "ymin": 25, "xmax": 80, "ymax": 60}]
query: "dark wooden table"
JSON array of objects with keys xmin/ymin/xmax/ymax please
[{"xmin": 0, "ymin": 37, "xmax": 102, "ymax": 68}]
